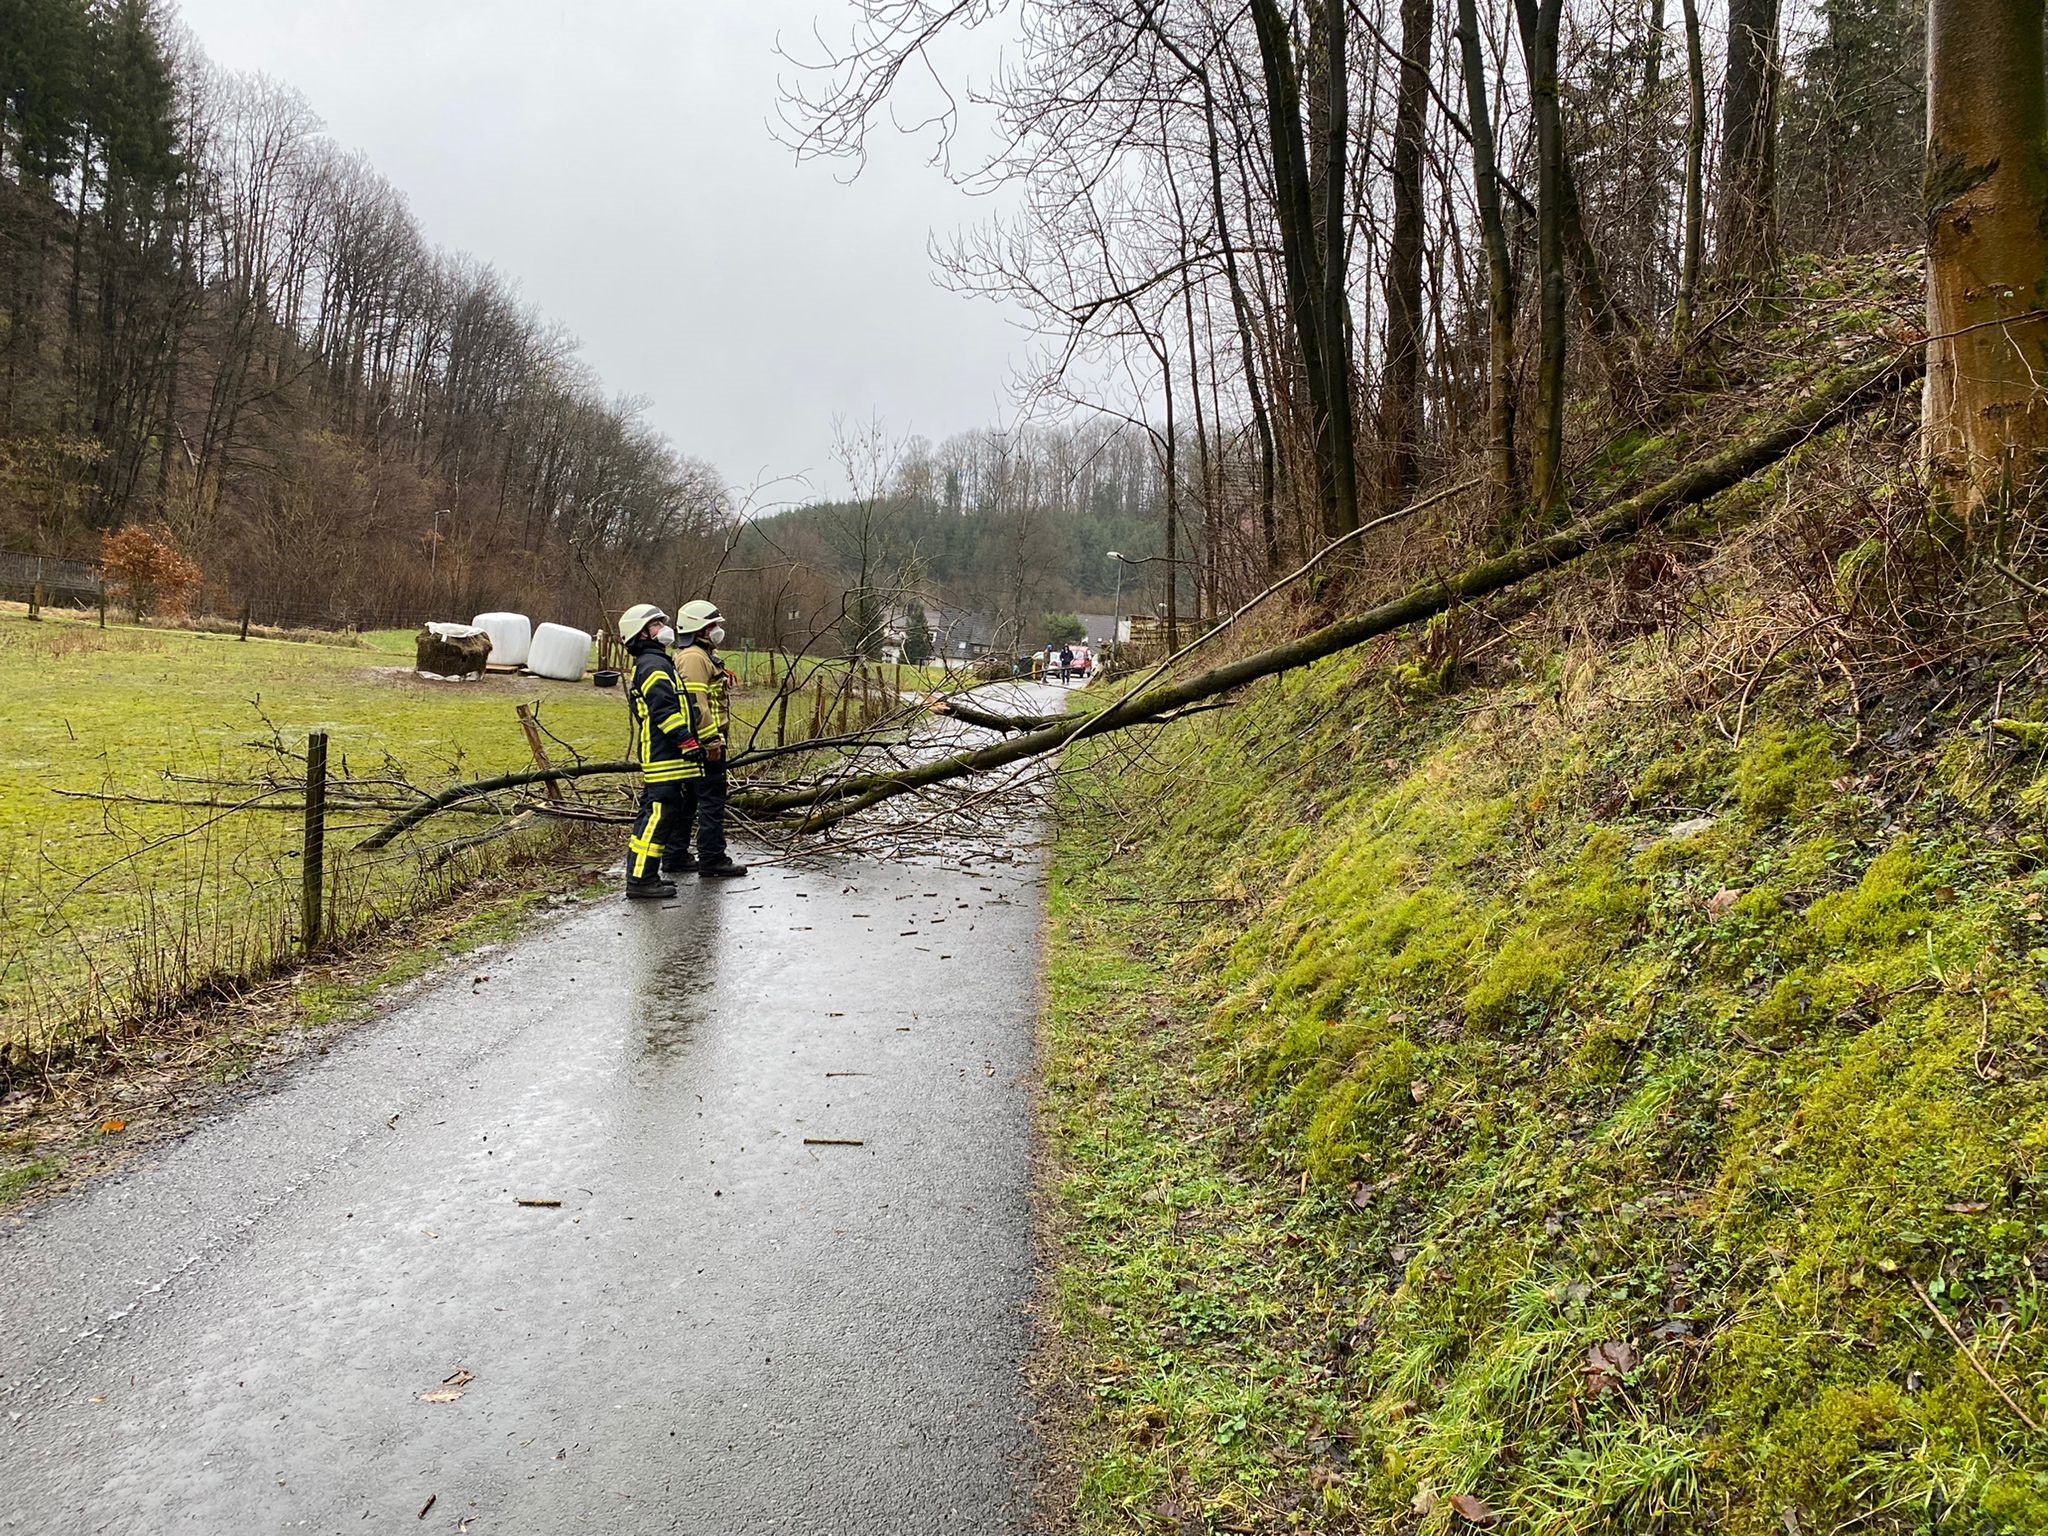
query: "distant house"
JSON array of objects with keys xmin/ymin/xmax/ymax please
[
  {"xmin": 877, "ymin": 601, "xmax": 1003, "ymax": 665},
  {"xmin": 1075, "ymin": 612, "xmax": 1119, "ymax": 646}
]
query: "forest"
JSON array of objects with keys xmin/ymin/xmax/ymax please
[
  {"xmin": 13, "ymin": 0, "xmax": 2036, "ymax": 663},
  {"xmin": 770, "ymin": 0, "xmax": 2037, "ymax": 651},
  {"xmin": 0, "ymin": 0, "xmax": 729, "ymax": 631}
]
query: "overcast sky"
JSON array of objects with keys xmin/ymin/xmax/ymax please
[{"xmin": 173, "ymin": 0, "xmax": 1028, "ymax": 504}]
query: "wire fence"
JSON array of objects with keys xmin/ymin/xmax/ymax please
[
  {"xmin": 0, "ymin": 730, "xmax": 622, "ymax": 1088},
  {"xmin": 0, "ymin": 551, "xmax": 99, "ymax": 608},
  {"xmin": 0, "ymin": 547, "xmax": 452, "ymax": 634},
  {"xmin": 0, "ymin": 656, "xmax": 944, "ymax": 1088}
]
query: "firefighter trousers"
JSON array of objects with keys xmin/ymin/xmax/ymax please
[
  {"xmin": 626, "ymin": 781, "xmax": 689, "ymax": 884},
  {"xmin": 682, "ymin": 761, "xmax": 728, "ymax": 864}
]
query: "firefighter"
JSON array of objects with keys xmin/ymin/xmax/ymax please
[
  {"xmin": 671, "ymin": 599, "xmax": 747, "ymax": 879},
  {"xmin": 619, "ymin": 603, "xmax": 700, "ymax": 899}
]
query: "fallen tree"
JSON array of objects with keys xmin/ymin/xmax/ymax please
[
  {"xmin": 737, "ymin": 346, "xmax": 1923, "ymax": 833},
  {"xmin": 360, "ymin": 346, "xmax": 1921, "ymax": 848}
]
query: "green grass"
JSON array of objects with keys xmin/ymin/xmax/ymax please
[
  {"xmin": 0, "ymin": 609, "xmax": 705, "ymax": 1062},
  {"xmin": 1040, "ymin": 621, "xmax": 2048, "ymax": 1533},
  {"xmin": 0, "ymin": 1157, "xmax": 58, "ymax": 1201}
]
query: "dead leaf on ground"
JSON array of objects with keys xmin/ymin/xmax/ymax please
[
  {"xmin": 1706, "ymin": 888, "xmax": 1743, "ymax": 920},
  {"xmin": 98, "ymin": 1119, "xmax": 126, "ymax": 1134},
  {"xmin": 1449, "ymin": 1491, "xmax": 1497, "ymax": 1525},
  {"xmin": 1409, "ymin": 1078, "xmax": 1430, "ymax": 1103},
  {"xmin": 441, "ymin": 1368, "xmax": 474, "ymax": 1388},
  {"xmin": 417, "ymin": 1388, "xmax": 464, "ymax": 1404},
  {"xmin": 1586, "ymin": 1338, "xmax": 1636, "ymax": 1394}
]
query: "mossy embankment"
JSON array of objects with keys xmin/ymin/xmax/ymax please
[{"xmin": 1037, "ymin": 374, "xmax": 2048, "ymax": 1529}]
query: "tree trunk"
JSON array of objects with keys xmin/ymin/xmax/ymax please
[
  {"xmin": 1527, "ymin": 0, "xmax": 1569, "ymax": 513},
  {"xmin": 1317, "ymin": 0, "xmax": 1360, "ymax": 538},
  {"xmin": 1456, "ymin": 0, "xmax": 1519, "ymax": 519},
  {"xmin": 362, "ymin": 347, "xmax": 1919, "ymax": 851},
  {"xmin": 1717, "ymin": 0, "xmax": 1782, "ymax": 280},
  {"xmin": 1923, "ymin": 0, "xmax": 2048, "ymax": 522},
  {"xmin": 1250, "ymin": 0, "xmax": 1361, "ymax": 542},
  {"xmin": 1674, "ymin": 0, "xmax": 1707, "ymax": 337},
  {"xmin": 1378, "ymin": 0, "xmax": 1432, "ymax": 505},
  {"xmin": 736, "ymin": 348, "xmax": 1921, "ymax": 835}
]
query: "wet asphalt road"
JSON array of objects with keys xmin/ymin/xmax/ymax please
[{"xmin": 0, "ymin": 729, "xmax": 1054, "ymax": 1534}]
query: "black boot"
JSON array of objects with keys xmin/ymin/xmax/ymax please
[
  {"xmin": 698, "ymin": 856, "xmax": 748, "ymax": 879},
  {"xmin": 624, "ymin": 877, "xmax": 678, "ymax": 900},
  {"xmin": 661, "ymin": 853, "xmax": 699, "ymax": 875}
]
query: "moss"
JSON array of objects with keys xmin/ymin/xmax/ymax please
[
  {"xmin": 1734, "ymin": 724, "xmax": 1842, "ymax": 822},
  {"xmin": 1633, "ymin": 736, "xmax": 1734, "ymax": 808},
  {"xmin": 1996, "ymin": 718, "xmax": 2048, "ymax": 749},
  {"xmin": 1040, "ymin": 609, "xmax": 2048, "ymax": 1532}
]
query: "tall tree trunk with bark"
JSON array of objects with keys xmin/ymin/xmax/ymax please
[
  {"xmin": 1674, "ymin": 0, "xmax": 1707, "ymax": 337},
  {"xmin": 1379, "ymin": 0, "xmax": 1432, "ymax": 506},
  {"xmin": 1528, "ymin": 0, "xmax": 1569, "ymax": 514},
  {"xmin": 1250, "ymin": 0, "xmax": 1361, "ymax": 542},
  {"xmin": 1717, "ymin": 0, "xmax": 1782, "ymax": 280},
  {"xmin": 1923, "ymin": 0, "xmax": 2048, "ymax": 522},
  {"xmin": 1456, "ymin": 0, "xmax": 1518, "ymax": 518}
]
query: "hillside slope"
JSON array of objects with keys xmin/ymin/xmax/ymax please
[{"xmin": 1037, "ymin": 281, "xmax": 2048, "ymax": 1533}]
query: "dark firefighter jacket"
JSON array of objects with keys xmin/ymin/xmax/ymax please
[{"xmin": 627, "ymin": 635, "xmax": 702, "ymax": 785}]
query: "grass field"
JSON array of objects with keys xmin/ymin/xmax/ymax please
[
  {"xmin": 0, "ymin": 605, "xmax": 960, "ymax": 1075},
  {"xmin": 0, "ymin": 611, "xmax": 651, "ymax": 1070}
]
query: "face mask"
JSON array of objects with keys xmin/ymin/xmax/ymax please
[
  {"xmin": 705, "ymin": 626, "xmax": 726, "ymax": 646},
  {"xmin": 653, "ymin": 625, "xmax": 676, "ymax": 647}
]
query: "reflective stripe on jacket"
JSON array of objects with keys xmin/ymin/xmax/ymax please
[
  {"xmin": 628, "ymin": 641, "xmax": 701, "ymax": 783},
  {"xmin": 676, "ymin": 643, "xmax": 727, "ymax": 742}
]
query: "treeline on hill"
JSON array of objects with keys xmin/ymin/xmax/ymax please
[
  {"xmin": 776, "ymin": 0, "xmax": 2041, "ymax": 642},
  {"xmin": 0, "ymin": 0, "xmax": 726, "ymax": 631},
  {"xmin": 730, "ymin": 422, "xmax": 1170, "ymax": 654}
]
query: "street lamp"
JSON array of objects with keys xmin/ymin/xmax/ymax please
[
  {"xmin": 1106, "ymin": 550, "xmax": 1125, "ymax": 647},
  {"xmin": 430, "ymin": 508, "xmax": 451, "ymax": 585},
  {"xmin": 1110, "ymin": 549, "xmax": 1201, "ymax": 641}
]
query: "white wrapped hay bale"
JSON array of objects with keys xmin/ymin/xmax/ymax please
[
  {"xmin": 527, "ymin": 622, "xmax": 592, "ymax": 680},
  {"xmin": 471, "ymin": 611, "xmax": 532, "ymax": 667}
]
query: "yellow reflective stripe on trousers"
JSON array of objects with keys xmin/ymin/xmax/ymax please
[{"xmin": 629, "ymin": 801, "xmax": 664, "ymax": 880}]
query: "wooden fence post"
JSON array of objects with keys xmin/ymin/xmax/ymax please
[
  {"xmin": 302, "ymin": 732, "xmax": 328, "ymax": 956},
  {"xmin": 96, "ymin": 580, "xmax": 106, "ymax": 628},
  {"xmin": 239, "ymin": 602, "xmax": 250, "ymax": 641},
  {"xmin": 27, "ymin": 582, "xmax": 40, "ymax": 620},
  {"xmin": 516, "ymin": 704, "xmax": 563, "ymax": 802}
]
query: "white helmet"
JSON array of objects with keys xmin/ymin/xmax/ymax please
[
  {"xmin": 619, "ymin": 602, "xmax": 669, "ymax": 639},
  {"xmin": 674, "ymin": 599, "xmax": 723, "ymax": 635}
]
